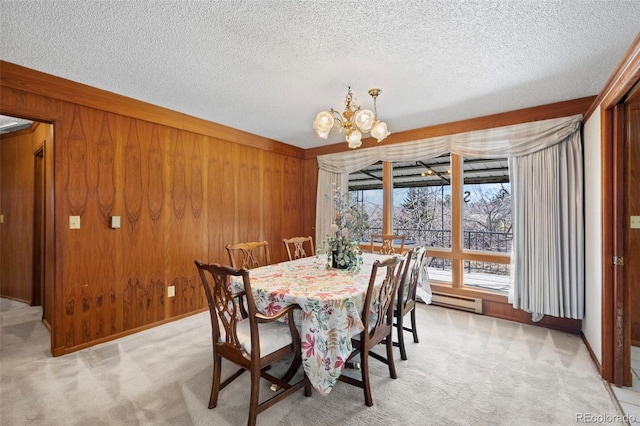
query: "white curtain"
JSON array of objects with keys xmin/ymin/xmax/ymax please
[
  {"xmin": 509, "ymin": 131, "xmax": 584, "ymax": 319},
  {"xmin": 316, "ymin": 114, "xmax": 584, "ymax": 319}
]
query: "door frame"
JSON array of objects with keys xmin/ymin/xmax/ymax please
[
  {"xmin": 32, "ymin": 144, "xmax": 45, "ymax": 309},
  {"xmin": 592, "ymin": 34, "xmax": 640, "ymax": 384},
  {"xmin": 0, "ymin": 111, "xmax": 56, "ymax": 354}
]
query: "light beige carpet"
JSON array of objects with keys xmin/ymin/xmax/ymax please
[{"xmin": 0, "ymin": 298, "xmax": 625, "ymax": 425}]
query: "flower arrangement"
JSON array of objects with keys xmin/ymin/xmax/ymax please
[{"xmin": 318, "ymin": 185, "xmax": 363, "ymax": 273}]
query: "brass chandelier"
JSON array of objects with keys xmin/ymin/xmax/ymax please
[{"xmin": 312, "ymin": 86, "xmax": 390, "ymax": 149}]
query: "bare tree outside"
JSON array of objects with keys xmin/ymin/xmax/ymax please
[
  {"xmin": 394, "ymin": 186, "xmax": 452, "ymax": 248},
  {"xmin": 348, "ymin": 157, "xmax": 512, "ymax": 291},
  {"xmin": 462, "ymin": 182, "xmax": 512, "ymax": 253}
]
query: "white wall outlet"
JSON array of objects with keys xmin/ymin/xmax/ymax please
[
  {"xmin": 167, "ymin": 286, "xmax": 175, "ymax": 297},
  {"xmin": 110, "ymin": 216, "xmax": 121, "ymax": 229},
  {"xmin": 631, "ymin": 216, "xmax": 640, "ymax": 229},
  {"xmin": 69, "ymin": 216, "xmax": 80, "ymax": 229}
]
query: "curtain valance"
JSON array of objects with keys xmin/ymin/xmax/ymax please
[{"xmin": 317, "ymin": 114, "xmax": 582, "ymax": 173}]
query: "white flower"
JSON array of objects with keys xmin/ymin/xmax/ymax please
[{"xmin": 319, "ymin": 185, "xmax": 363, "ymax": 273}]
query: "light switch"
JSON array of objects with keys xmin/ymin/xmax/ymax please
[
  {"xmin": 69, "ymin": 216, "xmax": 80, "ymax": 229},
  {"xmin": 631, "ymin": 216, "xmax": 640, "ymax": 229},
  {"xmin": 110, "ymin": 216, "xmax": 121, "ymax": 229}
]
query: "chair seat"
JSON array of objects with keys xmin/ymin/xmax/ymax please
[
  {"xmin": 218, "ymin": 318, "xmax": 293, "ymax": 356},
  {"xmin": 336, "ymin": 256, "xmax": 403, "ymax": 407},
  {"xmin": 195, "ymin": 260, "xmax": 310, "ymax": 425}
]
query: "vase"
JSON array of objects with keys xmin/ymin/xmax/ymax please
[{"xmin": 332, "ymin": 250, "xmax": 348, "ymax": 269}]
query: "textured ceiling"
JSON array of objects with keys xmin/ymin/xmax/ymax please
[{"xmin": 1, "ymin": 1, "xmax": 639, "ymax": 149}]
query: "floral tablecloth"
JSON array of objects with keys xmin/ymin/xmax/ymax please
[{"xmin": 230, "ymin": 252, "xmax": 390, "ymax": 396}]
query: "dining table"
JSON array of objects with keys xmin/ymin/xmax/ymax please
[{"xmin": 229, "ymin": 251, "xmax": 393, "ymax": 396}]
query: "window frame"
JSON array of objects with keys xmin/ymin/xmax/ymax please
[{"xmin": 388, "ymin": 155, "xmax": 510, "ymax": 302}]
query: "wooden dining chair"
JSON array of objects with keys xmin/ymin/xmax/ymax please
[
  {"xmin": 394, "ymin": 246, "xmax": 427, "ymax": 360},
  {"xmin": 337, "ymin": 255, "xmax": 404, "ymax": 406},
  {"xmin": 282, "ymin": 236, "xmax": 315, "ymax": 261},
  {"xmin": 194, "ymin": 260, "xmax": 311, "ymax": 426},
  {"xmin": 370, "ymin": 234, "xmax": 406, "ymax": 255},
  {"xmin": 225, "ymin": 241, "xmax": 271, "ymax": 269}
]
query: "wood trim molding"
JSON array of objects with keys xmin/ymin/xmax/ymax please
[
  {"xmin": 612, "ymin": 104, "xmax": 626, "ymax": 387},
  {"xmin": 2, "ymin": 60, "xmax": 598, "ymax": 162},
  {"xmin": 585, "ymin": 33, "xmax": 640, "ymax": 120},
  {"xmin": 53, "ymin": 308, "xmax": 208, "ymax": 356},
  {"xmin": 304, "ymin": 96, "xmax": 596, "ymax": 159},
  {"xmin": 600, "ymin": 107, "xmax": 615, "ymax": 382},
  {"xmin": 593, "ymin": 33, "xmax": 640, "ymax": 384},
  {"xmin": 0, "ymin": 61, "xmax": 305, "ymax": 159},
  {"xmin": 382, "ymin": 162, "xmax": 393, "ymax": 233},
  {"xmin": 427, "ymin": 294, "xmax": 583, "ymax": 334},
  {"xmin": 0, "ymin": 121, "xmax": 40, "ymax": 139}
]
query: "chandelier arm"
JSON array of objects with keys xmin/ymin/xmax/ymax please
[{"xmin": 329, "ymin": 108, "xmax": 344, "ymax": 123}]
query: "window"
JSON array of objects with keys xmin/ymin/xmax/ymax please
[
  {"xmin": 393, "ymin": 156, "xmax": 452, "ymax": 249},
  {"xmin": 348, "ymin": 155, "xmax": 510, "ymax": 297},
  {"xmin": 461, "ymin": 156, "xmax": 511, "ymax": 292}
]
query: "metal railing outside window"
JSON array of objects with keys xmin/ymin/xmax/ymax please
[{"xmin": 361, "ymin": 227, "xmax": 511, "ymax": 275}]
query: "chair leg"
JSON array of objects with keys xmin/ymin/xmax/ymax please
[
  {"xmin": 209, "ymin": 354, "xmax": 222, "ymax": 409},
  {"xmin": 304, "ymin": 373, "xmax": 312, "ymax": 397},
  {"xmin": 360, "ymin": 351, "xmax": 373, "ymax": 407},
  {"xmin": 386, "ymin": 333, "xmax": 398, "ymax": 380},
  {"xmin": 280, "ymin": 352, "xmax": 302, "ymax": 383},
  {"xmin": 396, "ymin": 313, "xmax": 407, "ymax": 361},
  {"xmin": 410, "ymin": 308, "xmax": 419, "ymax": 343},
  {"xmin": 248, "ymin": 368, "xmax": 261, "ymax": 426}
]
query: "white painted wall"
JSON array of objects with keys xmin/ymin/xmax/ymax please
[{"xmin": 582, "ymin": 106, "xmax": 603, "ymax": 363}]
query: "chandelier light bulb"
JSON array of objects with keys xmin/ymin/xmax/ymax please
[
  {"xmin": 370, "ymin": 120, "xmax": 390, "ymax": 142},
  {"xmin": 313, "ymin": 111, "xmax": 335, "ymax": 139},
  {"xmin": 346, "ymin": 129, "xmax": 362, "ymax": 149},
  {"xmin": 347, "ymin": 139, "xmax": 362, "ymax": 149},
  {"xmin": 354, "ymin": 109, "xmax": 375, "ymax": 132}
]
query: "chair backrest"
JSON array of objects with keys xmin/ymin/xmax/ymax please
[
  {"xmin": 397, "ymin": 246, "xmax": 427, "ymax": 309},
  {"xmin": 194, "ymin": 260, "xmax": 257, "ymax": 357},
  {"xmin": 370, "ymin": 234, "xmax": 406, "ymax": 255},
  {"xmin": 361, "ymin": 255, "xmax": 404, "ymax": 340},
  {"xmin": 282, "ymin": 236, "xmax": 315, "ymax": 261},
  {"xmin": 225, "ymin": 241, "xmax": 271, "ymax": 269}
]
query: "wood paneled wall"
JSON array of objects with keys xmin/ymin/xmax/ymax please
[
  {"xmin": 0, "ymin": 60, "xmax": 601, "ymax": 354},
  {"xmin": 0, "ymin": 62, "xmax": 314, "ymax": 355}
]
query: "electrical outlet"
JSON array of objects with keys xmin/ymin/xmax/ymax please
[{"xmin": 167, "ymin": 286, "xmax": 175, "ymax": 297}]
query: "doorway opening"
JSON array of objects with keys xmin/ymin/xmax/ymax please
[{"xmin": 0, "ymin": 116, "xmax": 53, "ymax": 337}]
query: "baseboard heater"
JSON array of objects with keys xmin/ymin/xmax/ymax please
[{"xmin": 431, "ymin": 292, "xmax": 483, "ymax": 314}]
